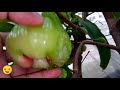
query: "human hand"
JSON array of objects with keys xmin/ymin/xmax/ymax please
[
  {"xmin": 0, "ymin": 12, "xmax": 61, "ymax": 78},
  {"xmin": 0, "ymin": 12, "xmax": 43, "ymax": 26}
]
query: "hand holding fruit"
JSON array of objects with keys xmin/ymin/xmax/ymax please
[
  {"xmin": 6, "ymin": 12, "xmax": 72, "ymax": 70},
  {"xmin": 0, "ymin": 12, "xmax": 62, "ymax": 78}
]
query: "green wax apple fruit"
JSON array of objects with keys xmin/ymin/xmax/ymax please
[{"xmin": 6, "ymin": 12, "xmax": 73, "ymax": 69}]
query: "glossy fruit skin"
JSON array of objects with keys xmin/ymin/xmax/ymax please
[{"xmin": 6, "ymin": 12, "xmax": 73, "ymax": 69}]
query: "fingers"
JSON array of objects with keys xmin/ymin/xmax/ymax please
[
  {"xmin": 11, "ymin": 65, "xmax": 39, "ymax": 77},
  {"xmin": 11, "ymin": 65, "xmax": 28, "ymax": 77},
  {"xmin": 8, "ymin": 12, "xmax": 44, "ymax": 26},
  {"xmin": 0, "ymin": 12, "xmax": 44, "ymax": 26},
  {"xmin": 12, "ymin": 66, "xmax": 61, "ymax": 78},
  {"xmin": 26, "ymin": 68, "xmax": 61, "ymax": 78},
  {"xmin": 39, "ymin": 68, "xmax": 61, "ymax": 78},
  {"xmin": 10, "ymin": 55, "xmax": 33, "ymax": 69},
  {"xmin": 0, "ymin": 12, "xmax": 7, "ymax": 20}
]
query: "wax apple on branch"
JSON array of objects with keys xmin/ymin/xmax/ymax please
[{"xmin": 5, "ymin": 12, "xmax": 73, "ymax": 69}]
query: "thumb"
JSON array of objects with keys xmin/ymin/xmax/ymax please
[{"xmin": 8, "ymin": 12, "xmax": 44, "ymax": 26}]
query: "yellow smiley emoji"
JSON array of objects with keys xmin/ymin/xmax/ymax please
[{"xmin": 3, "ymin": 65, "xmax": 12, "ymax": 75}]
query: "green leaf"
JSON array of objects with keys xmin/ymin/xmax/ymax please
[
  {"xmin": 66, "ymin": 12, "xmax": 72, "ymax": 20},
  {"xmin": 61, "ymin": 64, "xmax": 72, "ymax": 78},
  {"xmin": 71, "ymin": 15, "xmax": 81, "ymax": 23},
  {"xmin": 94, "ymin": 37, "xmax": 111, "ymax": 69},
  {"xmin": 112, "ymin": 12, "xmax": 120, "ymax": 19},
  {"xmin": 71, "ymin": 15, "xmax": 82, "ymax": 26},
  {"xmin": 60, "ymin": 12, "xmax": 72, "ymax": 20},
  {"xmin": 0, "ymin": 20, "xmax": 15, "ymax": 32},
  {"xmin": 59, "ymin": 68, "xmax": 67, "ymax": 78},
  {"xmin": 71, "ymin": 12, "xmax": 78, "ymax": 18},
  {"xmin": 81, "ymin": 27, "xmax": 88, "ymax": 34},
  {"xmin": 80, "ymin": 20, "xmax": 111, "ymax": 70},
  {"xmin": 81, "ymin": 45, "xmax": 87, "ymax": 53},
  {"xmin": 12, "ymin": 61, "xmax": 17, "ymax": 66},
  {"xmin": 72, "ymin": 29, "xmax": 82, "ymax": 41}
]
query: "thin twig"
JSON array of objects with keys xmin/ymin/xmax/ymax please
[
  {"xmin": 76, "ymin": 40, "xmax": 120, "ymax": 52},
  {"xmin": 83, "ymin": 40, "xmax": 120, "ymax": 52},
  {"xmin": 81, "ymin": 51, "xmax": 90, "ymax": 63}
]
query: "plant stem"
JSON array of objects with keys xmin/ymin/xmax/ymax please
[
  {"xmin": 79, "ymin": 40, "xmax": 120, "ymax": 52},
  {"xmin": 72, "ymin": 42, "xmax": 83, "ymax": 78}
]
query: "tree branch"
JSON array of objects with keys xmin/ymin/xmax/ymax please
[
  {"xmin": 78, "ymin": 40, "xmax": 120, "ymax": 52},
  {"xmin": 72, "ymin": 40, "xmax": 120, "ymax": 78},
  {"xmin": 56, "ymin": 12, "xmax": 86, "ymax": 40}
]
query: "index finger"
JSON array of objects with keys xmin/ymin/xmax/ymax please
[{"xmin": 8, "ymin": 12, "xmax": 44, "ymax": 26}]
